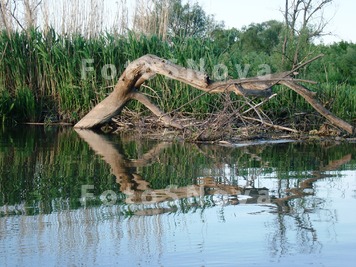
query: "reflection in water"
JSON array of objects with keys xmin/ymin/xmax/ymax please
[
  {"xmin": 75, "ymin": 130, "xmax": 352, "ymax": 214},
  {"xmin": 75, "ymin": 129, "xmax": 272, "ymax": 213},
  {"xmin": 272, "ymin": 154, "xmax": 352, "ymax": 212},
  {"xmin": 0, "ymin": 126, "xmax": 356, "ymax": 266},
  {"xmin": 266, "ymin": 152, "xmax": 352, "ymax": 261},
  {"xmin": 73, "ymin": 130, "xmax": 355, "ymax": 264}
]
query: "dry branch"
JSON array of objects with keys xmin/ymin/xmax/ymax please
[
  {"xmin": 280, "ymin": 80, "xmax": 354, "ymax": 134},
  {"xmin": 74, "ymin": 54, "xmax": 354, "ymax": 135},
  {"xmin": 131, "ymin": 91, "xmax": 183, "ymax": 129}
]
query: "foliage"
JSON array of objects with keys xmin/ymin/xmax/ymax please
[
  {"xmin": 239, "ymin": 20, "xmax": 284, "ymax": 55},
  {"xmin": 166, "ymin": 0, "xmax": 223, "ymax": 38},
  {"xmin": 0, "ymin": 26, "xmax": 355, "ymax": 127},
  {"xmin": 132, "ymin": 0, "xmax": 223, "ymax": 39},
  {"xmin": 0, "ymin": 89, "xmax": 14, "ymax": 124},
  {"xmin": 311, "ymin": 42, "xmax": 356, "ymax": 84},
  {"xmin": 0, "ymin": 0, "xmax": 355, "ymax": 129}
]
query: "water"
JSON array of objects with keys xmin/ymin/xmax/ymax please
[{"xmin": 0, "ymin": 126, "xmax": 356, "ymax": 267}]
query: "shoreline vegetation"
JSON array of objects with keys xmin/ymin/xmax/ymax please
[{"xmin": 0, "ymin": 0, "xmax": 355, "ymax": 141}]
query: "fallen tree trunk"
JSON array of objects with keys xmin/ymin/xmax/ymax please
[
  {"xmin": 75, "ymin": 54, "xmax": 274, "ymax": 129},
  {"xmin": 279, "ymin": 81, "xmax": 354, "ymax": 134},
  {"xmin": 74, "ymin": 54, "xmax": 354, "ymax": 135}
]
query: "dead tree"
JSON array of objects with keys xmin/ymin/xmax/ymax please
[
  {"xmin": 282, "ymin": 0, "xmax": 333, "ymax": 67},
  {"xmin": 74, "ymin": 54, "xmax": 354, "ymax": 135}
]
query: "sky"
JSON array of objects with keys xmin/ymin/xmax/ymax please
[
  {"xmin": 195, "ymin": 0, "xmax": 356, "ymax": 44},
  {"xmin": 102, "ymin": 0, "xmax": 355, "ymax": 44}
]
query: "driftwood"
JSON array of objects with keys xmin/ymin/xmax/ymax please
[{"xmin": 74, "ymin": 54, "xmax": 354, "ymax": 134}]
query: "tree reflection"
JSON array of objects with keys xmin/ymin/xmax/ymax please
[
  {"xmin": 1, "ymin": 127, "xmax": 355, "ymax": 265},
  {"xmin": 75, "ymin": 130, "xmax": 353, "ymax": 215},
  {"xmin": 272, "ymin": 154, "xmax": 352, "ymax": 212},
  {"xmin": 75, "ymin": 129, "xmax": 247, "ymax": 213},
  {"xmin": 267, "ymin": 153, "xmax": 352, "ymax": 259},
  {"xmin": 75, "ymin": 130, "xmax": 354, "ymax": 259}
]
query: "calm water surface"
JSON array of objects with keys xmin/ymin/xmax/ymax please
[{"xmin": 0, "ymin": 126, "xmax": 356, "ymax": 267}]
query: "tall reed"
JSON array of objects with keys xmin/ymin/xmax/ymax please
[{"xmin": 0, "ymin": 27, "xmax": 355, "ymax": 127}]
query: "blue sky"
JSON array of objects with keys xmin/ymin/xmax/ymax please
[{"xmin": 196, "ymin": 0, "xmax": 356, "ymax": 44}]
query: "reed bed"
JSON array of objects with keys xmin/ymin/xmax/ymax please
[{"xmin": 0, "ymin": 28, "xmax": 355, "ymax": 130}]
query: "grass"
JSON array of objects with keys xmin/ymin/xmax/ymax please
[{"xmin": 0, "ymin": 28, "xmax": 355, "ymax": 131}]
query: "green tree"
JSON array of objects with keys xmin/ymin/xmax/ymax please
[
  {"xmin": 210, "ymin": 27, "xmax": 241, "ymax": 54},
  {"xmin": 239, "ymin": 20, "xmax": 283, "ymax": 55},
  {"xmin": 167, "ymin": 0, "xmax": 222, "ymax": 38},
  {"xmin": 133, "ymin": 0, "xmax": 223, "ymax": 39},
  {"xmin": 318, "ymin": 42, "xmax": 356, "ymax": 84}
]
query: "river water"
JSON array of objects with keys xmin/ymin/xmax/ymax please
[{"xmin": 0, "ymin": 126, "xmax": 355, "ymax": 267}]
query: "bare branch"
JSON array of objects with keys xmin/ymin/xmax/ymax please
[
  {"xmin": 10, "ymin": 0, "xmax": 25, "ymax": 31},
  {"xmin": 305, "ymin": 0, "xmax": 332, "ymax": 25}
]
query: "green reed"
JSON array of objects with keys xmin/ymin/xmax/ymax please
[{"xmin": 0, "ymin": 28, "xmax": 355, "ymax": 128}]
